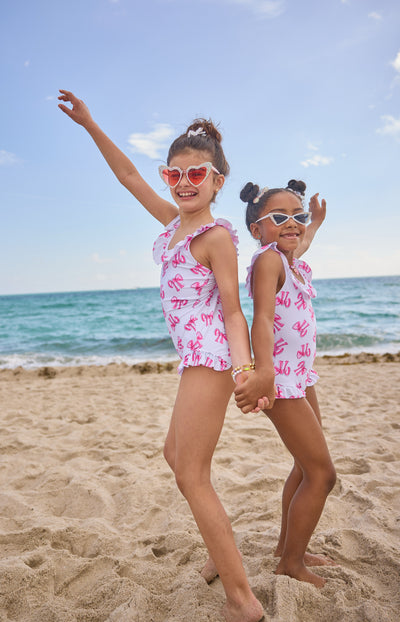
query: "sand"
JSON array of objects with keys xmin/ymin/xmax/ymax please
[{"xmin": 0, "ymin": 354, "xmax": 399, "ymax": 621}]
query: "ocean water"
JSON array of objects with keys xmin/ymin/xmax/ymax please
[{"xmin": 0, "ymin": 275, "xmax": 399, "ymax": 369}]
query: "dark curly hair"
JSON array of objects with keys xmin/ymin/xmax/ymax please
[{"xmin": 240, "ymin": 179, "xmax": 306, "ymax": 232}]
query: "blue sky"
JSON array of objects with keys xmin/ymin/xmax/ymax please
[{"xmin": 1, "ymin": 0, "xmax": 399, "ymax": 295}]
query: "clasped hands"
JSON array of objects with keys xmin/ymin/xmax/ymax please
[{"xmin": 233, "ymin": 369, "xmax": 276, "ymax": 414}]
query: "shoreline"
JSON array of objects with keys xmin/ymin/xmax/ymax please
[{"xmin": 1, "ymin": 350, "xmax": 399, "ymax": 380}]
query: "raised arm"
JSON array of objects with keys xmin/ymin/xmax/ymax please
[
  {"xmin": 294, "ymin": 193, "xmax": 326, "ymax": 258},
  {"xmin": 58, "ymin": 90, "xmax": 178, "ymax": 226}
]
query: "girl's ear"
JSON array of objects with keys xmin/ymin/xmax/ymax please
[
  {"xmin": 249, "ymin": 222, "xmax": 261, "ymax": 240},
  {"xmin": 215, "ymin": 173, "xmax": 225, "ymax": 192}
]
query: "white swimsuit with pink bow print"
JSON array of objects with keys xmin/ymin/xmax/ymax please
[
  {"xmin": 246, "ymin": 242, "xmax": 318, "ymax": 399},
  {"xmin": 153, "ymin": 215, "xmax": 238, "ymax": 374}
]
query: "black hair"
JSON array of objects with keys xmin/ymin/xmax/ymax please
[{"xmin": 240, "ymin": 179, "xmax": 306, "ymax": 232}]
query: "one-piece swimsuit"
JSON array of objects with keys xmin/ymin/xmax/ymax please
[
  {"xmin": 153, "ymin": 215, "xmax": 239, "ymax": 374},
  {"xmin": 246, "ymin": 242, "xmax": 318, "ymax": 398}
]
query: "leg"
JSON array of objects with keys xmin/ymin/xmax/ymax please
[
  {"xmin": 165, "ymin": 366, "xmax": 264, "ymax": 622},
  {"xmin": 301, "ymin": 386, "xmax": 337, "ymax": 567},
  {"xmin": 274, "ymin": 387, "xmax": 337, "ymax": 567},
  {"xmin": 266, "ymin": 394, "xmax": 336, "ymax": 587},
  {"xmin": 274, "ymin": 461, "xmax": 303, "ymax": 557},
  {"xmin": 165, "ymin": 393, "xmax": 221, "ymax": 586}
]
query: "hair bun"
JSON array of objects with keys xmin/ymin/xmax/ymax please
[
  {"xmin": 186, "ymin": 118, "xmax": 222, "ymax": 143},
  {"xmin": 286, "ymin": 179, "xmax": 306, "ymax": 197},
  {"xmin": 240, "ymin": 182, "xmax": 260, "ymax": 204}
]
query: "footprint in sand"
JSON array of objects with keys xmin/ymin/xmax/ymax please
[{"xmin": 334, "ymin": 456, "xmax": 370, "ymax": 475}]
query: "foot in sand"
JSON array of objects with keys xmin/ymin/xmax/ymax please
[
  {"xmin": 275, "ymin": 560, "xmax": 326, "ymax": 588},
  {"xmin": 201, "ymin": 552, "xmax": 245, "ymax": 584},
  {"xmin": 200, "ymin": 556, "xmax": 219, "ymax": 583},
  {"xmin": 274, "ymin": 550, "xmax": 337, "ymax": 567},
  {"xmin": 222, "ymin": 595, "xmax": 265, "ymax": 622},
  {"xmin": 303, "ymin": 552, "xmax": 337, "ymax": 567}
]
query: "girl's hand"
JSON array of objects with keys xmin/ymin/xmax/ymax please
[
  {"xmin": 294, "ymin": 192, "xmax": 327, "ymax": 258},
  {"xmin": 308, "ymin": 193, "xmax": 326, "ymax": 226},
  {"xmin": 234, "ymin": 369, "xmax": 275, "ymax": 414},
  {"xmin": 234, "ymin": 371, "xmax": 267, "ymax": 412},
  {"xmin": 58, "ymin": 90, "xmax": 93, "ymax": 127}
]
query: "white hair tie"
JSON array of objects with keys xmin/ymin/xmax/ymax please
[
  {"xmin": 286, "ymin": 187, "xmax": 304, "ymax": 199},
  {"xmin": 187, "ymin": 127, "xmax": 207, "ymax": 137}
]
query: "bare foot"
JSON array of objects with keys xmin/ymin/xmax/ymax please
[
  {"xmin": 200, "ymin": 556, "xmax": 219, "ymax": 584},
  {"xmin": 222, "ymin": 594, "xmax": 265, "ymax": 622},
  {"xmin": 304, "ymin": 552, "xmax": 337, "ymax": 567},
  {"xmin": 201, "ymin": 552, "xmax": 243, "ymax": 584},
  {"xmin": 275, "ymin": 560, "xmax": 326, "ymax": 588},
  {"xmin": 274, "ymin": 549, "xmax": 337, "ymax": 567}
]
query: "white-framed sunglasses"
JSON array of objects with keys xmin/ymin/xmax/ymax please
[
  {"xmin": 158, "ymin": 162, "xmax": 220, "ymax": 188},
  {"xmin": 255, "ymin": 212, "xmax": 310, "ymax": 226}
]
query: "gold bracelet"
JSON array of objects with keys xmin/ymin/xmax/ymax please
[{"xmin": 231, "ymin": 362, "xmax": 255, "ymax": 382}]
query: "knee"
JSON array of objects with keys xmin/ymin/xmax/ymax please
[
  {"xmin": 308, "ymin": 461, "xmax": 336, "ymax": 495},
  {"xmin": 174, "ymin": 468, "xmax": 190, "ymax": 497},
  {"xmin": 163, "ymin": 442, "xmax": 175, "ymax": 473},
  {"xmin": 174, "ymin": 466, "xmax": 196, "ymax": 497},
  {"xmin": 174, "ymin": 465, "xmax": 209, "ymax": 499},
  {"xmin": 320, "ymin": 462, "xmax": 336, "ymax": 494},
  {"xmin": 326, "ymin": 463, "xmax": 337, "ymax": 493}
]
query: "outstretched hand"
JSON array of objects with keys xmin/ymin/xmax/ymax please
[
  {"xmin": 308, "ymin": 193, "xmax": 326, "ymax": 226},
  {"xmin": 58, "ymin": 90, "xmax": 93, "ymax": 127}
]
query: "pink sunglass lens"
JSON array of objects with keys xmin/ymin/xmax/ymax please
[
  {"xmin": 162, "ymin": 169, "xmax": 180, "ymax": 186},
  {"xmin": 187, "ymin": 167, "xmax": 208, "ymax": 185}
]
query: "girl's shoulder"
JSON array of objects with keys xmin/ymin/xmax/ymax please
[
  {"xmin": 245, "ymin": 243, "xmax": 283, "ymax": 297},
  {"xmin": 154, "ymin": 216, "xmax": 238, "ymax": 266},
  {"xmin": 193, "ymin": 218, "xmax": 238, "ymax": 249},
  {"xmin": 247, "ymin": 242, "xmax": 283, "ymax": 271}
]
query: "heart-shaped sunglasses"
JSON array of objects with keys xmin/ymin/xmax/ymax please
[
  {"xmin": 159, "ymin": 162, "xmax": 220, "ymax": 188},
  {"xmin": 256, "ymin": 212, "xmax": 310, "ymax": 226}
]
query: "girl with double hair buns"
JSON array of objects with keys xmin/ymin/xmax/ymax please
[
  {"xmin": 58, "ymin": 90, "xmax": 270, "ymax": 622},
  {"xmin": 235, "ymin": 180, "xmax": 337, "ymax": 588}
]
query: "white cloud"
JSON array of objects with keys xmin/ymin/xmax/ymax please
[
  {"xmin": 307, "ymin": 142, "xmax": 319, "ymax": 151},
  {"xmin": 301, "ymin": 154, "xmax": 334, "ymax": 168},
  {"xmin": 376, "ymin": 115, "xmax": 400, "ymax": 139},
  {"xmin": 92, "ymin": 253, "xmax": 112, "ymax": 264},
  {"xmin": 0, "ymin": 150, "xmax": 19, "ymax": 165},
  {"xmin": 24, "ymin": 60, "xmax": 30, "ymax": 68},
  {"xmin": 225, "ymin": 0, "xmax": 285, "ymax": 18},
  {"xmin": 391, "ymin": 50, "xmax": 400, "ymax": 74},
  {"xmin": 127, "ymin": 123, "xmax": 175, "ymax": 159},
  {"xmin": 368, "ymin": 11, "xmax": 382, "ymax": 21}
]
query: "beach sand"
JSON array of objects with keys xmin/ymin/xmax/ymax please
[{"xmin": 0, "ymin": 354, "xmax": 399, "ymax": 621}]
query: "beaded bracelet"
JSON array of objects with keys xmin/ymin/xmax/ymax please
[{"xmin": 231, "ymin": 362, "xmax": 255, "ymax": 382}]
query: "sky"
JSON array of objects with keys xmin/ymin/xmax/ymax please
[{"xmin": 1, "ymin": 0, "xmax": 400, "ymax": 295}]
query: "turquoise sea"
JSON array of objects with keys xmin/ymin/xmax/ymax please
[{"xmin": 0, "ymin": 275, "xmax": 399, "ymax": 369}]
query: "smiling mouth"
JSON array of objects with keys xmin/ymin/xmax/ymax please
[{"xmin": 177, "ymin": 191, "xmax": 197, "ymax": 198}]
